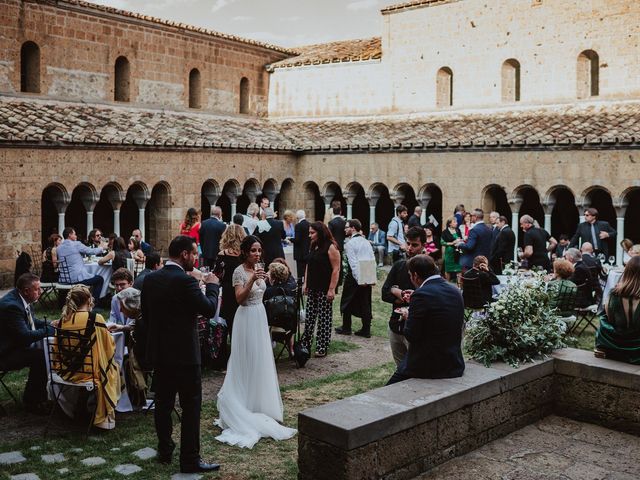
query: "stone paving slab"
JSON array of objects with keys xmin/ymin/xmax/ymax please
[
  {"xmin": 81, "ymin": 456, "xmax": 106, "ymax": 466},
  {"xmin": 132, "ymin": 447, "xmax": 156, "ymax": 460},
  {"xmin": 414, "ymin": 416, "xmax": 640, "ymax": 480},
  {"xmin": 0, "ymin": 451, "xmax": 26, "ymax": 465},
  {"xmin": 57, "ymin": 468, "xmax": 69, "ymax": 474},
  {"xmin": 9, "ymin": 474, "xmax": 40, "ymax": 480},
  {"xmin": 114, "ymin": 464, "xmax": 142, "ymax": 475},
  {"xmin": 41, "ymin": 453, "xmax": 65, "ymax": 463},
  {"xmin": 170, "ymin": 474, "xmax": 203, "ymax": 480}
]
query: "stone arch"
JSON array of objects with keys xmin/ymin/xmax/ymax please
[
  {"xmin": 217, "ymin": 179, "xmax": 242, "ymax": 222},
  {"xmin": 481, "ymin": 184, "xmax": 511, "ymax": 221},
  {"xmin": 322, "ymin": 181, "xmax": 346, "ymax": 219},
  {"xmin": 512, "ymin": 185, "xmax": 544, "ymax": 247},
  {"xmin": 41, "ymin": 183, "xmax": 70, "ymax": 248},
  {"xmin": 188, "ymin": 68, "xmax": 201, "ymax": 109},
  {"xmin": 262, "ymin": 178, "xmax": 280, "ymax": 206},
  {"xmin": 146, "ymin": 181, "xmax": 172, "ymax": 254},
  {"xmin": 501, "ymin": 58, "xmax": 521, "ymax": 102},
  {"xmin": 93, "ymin": 182, "xmax": 125, "ymax": 236},
  {"xmin": 345, "ymin": 182, "xmax": 369, "ymax": 232},
  {"xmin": 302, "ymin": 181, "xmax": 325, "ymax": 222},
  {"xmin": 115, "ymin": 55, "xmax": 131, "ymax": 102},
  {"xmin": 120, "ymin": 181, "xmax": 150, "ymax": 242},
  {"xmin": 544, "ymin": 185, "xmax": 579, "ymax": 240},
  {"xmin": 368, "ymin": 182, "xmax": 394, "ymax": 232},
  {"xmin": 20, "ymin": 41, "xmax": 40, "ymax": 93},
  {"xmin": 239, "ymin": 77, "xmax": 250, "ymax": 114},
  {"xmin": 393, "ymin": 183, "xmax": 418, "ymax": 214},
  {"xmin": 436, "ymin": 67, "xmax": 453, "ymax": 108},
  {"xmin": 580, "ymin": 185, "xmax": 617, "ymax": 248},
  {"xmin": 238, "ymin": 178, "xmax": 262, "ymax": 217},
  {"xmin": 418, "ymin": 183, "xmax": 443, "ymax": 230},
  {"xmin": 577, "ymin": 49, "xmax": 599, "ymax": 99},
  {"xmin": 274, "ymin": 178, "xmax": 293, "ymax": 216},
  {"xmin": 620, "ymin": 187, "xmax": 640, "ymax": 243},
  {"xmin": 65, "ymin": 182, "xmax": 99, "ymax": 242},
  {"xmin": 201, "ymin": 179, "xmax": 221, "ymax": 221}
]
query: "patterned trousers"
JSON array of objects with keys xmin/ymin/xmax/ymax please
[{"xmin": 302, "ymin": 289, "xmax": 333, "ymax": 355}]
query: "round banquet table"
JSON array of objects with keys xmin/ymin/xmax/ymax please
[{"xmin": 84, "ymin": 262, "xmax": 113, "ymax": 298}]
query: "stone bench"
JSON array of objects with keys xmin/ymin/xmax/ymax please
[{"xmin": 297, "ymin": 348, "xmax": 640, "ymax": 480}]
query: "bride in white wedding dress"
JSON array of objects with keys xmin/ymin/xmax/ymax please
[{"xmin": 215, "ymin": 235, "xmax": 297, "ymax": 448}]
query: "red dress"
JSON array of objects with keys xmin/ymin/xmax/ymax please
[{"xmin": 180, "ymin": 222, "xmax": 201, "ymax": 245}]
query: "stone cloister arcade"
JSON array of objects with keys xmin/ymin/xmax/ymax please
[{"xmin": 40, "ymin": 177, "xmax": 640, "ymax": 265}]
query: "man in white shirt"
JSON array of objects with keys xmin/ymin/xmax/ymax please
[
  {"xmin": 109, "ymin": 268, "xmax": 134, "ymax": 328},
  {"xmin": 336, "ymin": 219, "xmax": 376, "ymax": 338}
]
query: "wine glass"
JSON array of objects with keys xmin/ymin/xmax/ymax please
[{"xmin": 608, "ymin": 256, "xmax": 616, "ymax": 266}]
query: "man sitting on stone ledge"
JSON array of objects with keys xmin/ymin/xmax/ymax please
[{"xmin": 387, "ymin": 254, "xmax": 465, "ymax": 385}]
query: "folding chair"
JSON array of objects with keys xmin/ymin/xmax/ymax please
[
  {"xmin": 0, "ymin": 369, "xmax": 20, "ymax": 416},
  {"xmin": 44, "ymin": 327, "xmax": 98, "ymax": 436},
  {"xmin": 265, "ymin": 286, "xmax": 298, "ymax": 361},
  {"xmin": 133, "ymin": 259, "xmax": 145, "ymax": 278},
  {"xmin": 568, "ymin": 304, "xmax": 599, "ymax": 336},
  {"xmin": 55, "ymin": 258, "xmax": 75, "ymax": 306},
  {"xmin": 549, "ymin": 282, "xmax": 578, "ymax": 330},
  {"xmin": 461, "ymin": 275, "xmax": 488, "ymax": 321}
]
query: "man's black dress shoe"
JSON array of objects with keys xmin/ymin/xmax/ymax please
[
  {"xmin": 156, "ymin": 454, "xmax": 172, "ymax": 465},
  {"xmin": 354, "ymin": 329, "xmax": 371, "ymax": 338},
  {"xmin": 180, "ymin": 460, "xmax": 221, "ymax": 473},
  {"xmin": 335, "ymin": 326, "xmax": 352, "ymax": 335}
]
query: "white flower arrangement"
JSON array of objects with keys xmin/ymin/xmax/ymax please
[{"xmin": 465, "ymin": 270, "xmax": 566, "ymax": 367}]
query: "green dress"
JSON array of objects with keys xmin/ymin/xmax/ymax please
[
  {"xmin": 596, "ymin": 293, "xmax": 640, "ymax": 365},
  {"xmin": 441, "ymin": 229, "xmax": 461, "ymax": 274}
]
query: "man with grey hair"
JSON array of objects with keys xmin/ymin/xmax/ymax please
[
  {"xmin": 455, "ymin": 209, "xmax": 492, "ymax": 271},
  {"xmin": 408, "ymin": 206, "xmax": 422, "ymax": 228},
  {"xmin": 199, "ymin": 205, "xmax": 226, "ymax": 268},
  {"xmin": 257, "ymin": 207, "xmax": 285, "ymax": 267},
  {"xmin": 564, "ymin": 247, "xmax": 600, "ymax": 307},
  {"xmin": 292, "ymin": 209, "xmax": 310, "ymax": 279},
  {"xmin": 519, "ymin": 214, "xmax": 556, "ymax": 271}
]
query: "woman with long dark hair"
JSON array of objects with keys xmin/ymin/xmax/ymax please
[
  {"xmin": 215, "ymin": 235, "xmax": 296, "ymax": 448},
  {"xmin": 301, "ymin": 221, "xmax": 341, "ymax": 358},
  {"xmin": 595, "ymin": 256, "xmax": 640, "ymax": 364}
]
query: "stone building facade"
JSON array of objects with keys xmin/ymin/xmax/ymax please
[{"xmin": 1, "ymin": 0, "xmax": 640, "ymax": 286}]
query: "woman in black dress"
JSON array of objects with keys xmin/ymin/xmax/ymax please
[{"xmin": 216, "ymin": 224, "xmax": 246, "ymax": 335}]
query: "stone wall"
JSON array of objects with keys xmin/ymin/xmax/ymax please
[
  {"xmin": 0, "ymin": 0, "xmax": 290, "ymax": 115},
  {"xmin": 0, "ymin": 147, "xmax": 296, "ymax": 286},
  {"xmin": 298, "ymin": 349, "xmax": 640, "ymax": 480},
  {"xmin": 268, "ymin": 0, "xmax": 640, "ymax": 117}
]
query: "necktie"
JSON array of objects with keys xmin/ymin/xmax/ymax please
[
  {"xmin": 590, "ymin": 224, "xmax": 598, "ymax": 250},
  {"xmin": 26, "ymin": 305, "xmax": 35, "ymax": 331}
]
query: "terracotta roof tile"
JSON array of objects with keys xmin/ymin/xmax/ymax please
[
  {"xmin": 267, "ymin": 38, "xmax": 381, "ymax": 71},
  {"xmin": 61, "ymin": 0, "xmax": 295, "ymax": 54},
  {"xmin": 1, "ymin": 96, "xmax": 639, "ymax": 152}
]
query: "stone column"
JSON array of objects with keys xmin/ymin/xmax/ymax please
[
  {"xmin": 344, "ymin": 190, "xmax": 356, "ymax": 221},
  {"xmin": 614, "ymin": 202, "xmax": 628, "ymax": 267},
  {"xmin": 113, "ymin": 209, "xmax": 121, "ymax": 236},
  {"xmin": 86, "ymin": 211, "xmax": 94, "ymax": 233},
  {"xmin": 231, "ymin": 203, "xmax": 237, "ymax": 217},
  {"xmin": 346, "ymin": 204, "xmax": 353, "ymax": 220},
  {"xmin": 58, "ymin": 212, "xmax": 66, "ymax": 236},
  {"xmin": 509, "ymin": 196, "xmax": 523, "ymax": 261},
  {"xmin": 418, "ymin": 188, "xmax": 432, "ymax": 227},
  {"xmin": 138, "ymin": 208, "xmax": 146, "ymax": 241},
  {"xmin": 225, "ymin": 190, "xmax": 239, "ymax": 221},
  {"xmin": 369, "ymin": 205, "xmax": 376, "ymax": 225},
  {"xmin": 132, "ymin": 190, "xmax": 150, "ymax": 240},
  {"xmin": 542, "ymin": 199, "xmax": 555, "ymax": 235}
]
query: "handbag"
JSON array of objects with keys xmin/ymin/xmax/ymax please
[
  {"xmin": 264, "ymin": 287, "xmax": 297, "ymax": 330},
  {"xmin": 292, "ymin": 284, "xmax": 309, "ymax": 368}
]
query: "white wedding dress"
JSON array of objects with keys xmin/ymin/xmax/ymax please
[{"xmin": 214, "ymin": 265, "xmax": 297, "ymax": 448}]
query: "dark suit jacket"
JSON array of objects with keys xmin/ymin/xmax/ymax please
[
  {"xmin": 292, "ymin": 219, "xmax": 310, "ymax": 262},
  {"xmin": 257, "ymin": 218, "xmax": 285, "ymax": 266},
  {"xmin": 0, "ymin": 289, "xmax": 53, "ymax": 359},
  {"xmin": 490, "ymin": 226, "xmax": 515, "ymax": 272},
  {"xmin": 399, "ymin": 277, "xmax": 465, "ymax": 379},
  {"xmin": 462, "ymin": 267, "xmax": 500, "ymax": 307},
  {"xmin": 407, "ymin": 214, "xmax": 422, "ymax": 228},
  {"xmin": 570, "ymin": 220, "xmax": 616, "ymax": 257},
  {"xmin": 199, "ymin": 217, "xmax": 226, "ymax": 260},
  {"xmin": 570, "ymin": 261, "xmax": 600, "ymax": 307},
  {"xmin": 328, "ymin": 216, "xmax": 346, "ymax": 251},
  {"xmin": 459, "ymin": 223, "xmax": 493, "ymax": 269},
  {"xmin": 141, "ymin": 264, "xmax": 219, "ymax": 367}
]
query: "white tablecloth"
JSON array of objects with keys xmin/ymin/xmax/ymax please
[
  {"xmin": 84, "ymin": 262, "xmax": 113, "ymax": 298},
  {"xmin": 44, "ymin": 331, "xmax": 133, "ymax": 416},
  {"xmin": 283, "ymin": 245, "xmax": 297, "ymax": 279},
  {"xmin": 492, "ymin": 275, "xmax": 510, "ymax": 296}
]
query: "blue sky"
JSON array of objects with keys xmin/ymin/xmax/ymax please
[{"xmin": 88, "ymin": 0, "xmax": 389, "ymax": 47}]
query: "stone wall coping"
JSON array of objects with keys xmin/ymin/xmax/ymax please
[
  {"xmin": 298, "ymin": 358, "xmax": 554, "ymax": 450},
  {"xmin": 552, "ymin": 348, "xmax": 640, "ymax": 390},
  {"xmin": 299, "ymin": 348, "xmax": 640, "ymax": 451}
]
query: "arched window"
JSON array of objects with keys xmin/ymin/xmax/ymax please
[
  {"xmin": 114, "ymin": 56, "xmax": 130, "ymax": 102},
  {"xmin": 577, "ymin": 50, "xmax": 599, "ymax": 99},
  {"xmin": 436, "ymin": 67, "xmax": 453, "ymax": 108},
  {"xmin": 239, "ymin": 77, "xmax": 249, "ymax": 114},
  {"xmin": 501, "ymin": 59, "xmax": 521, "ymax": 102},
  {"xmin": 188, "ymin": 68, "xmax": 201, "ymax": 109},
  {"xmin": 20, "ymin": 41, "xmax": 40, "ymax": 93}
]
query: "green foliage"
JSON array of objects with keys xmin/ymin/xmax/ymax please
[{"xmin": 465, "ymin": 273, "xmax": 567, "ymax": 367}]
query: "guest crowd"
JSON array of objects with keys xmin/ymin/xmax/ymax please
[{"xmin": 2, "ymin": 196, "xmax": 640, "ymax": 448}]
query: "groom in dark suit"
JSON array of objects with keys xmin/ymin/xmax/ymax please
[
  {"xmin": 387, "ymin": 254, "xmax": 465, "ymax": 384},
  {"xmin": 457, "ymin": 209, "xmax": 493, "ymax": 271},
  {"xmin": 199, "ymin": 206, "xmax": 227, "ymax": 268},
  {"xmin": 0, "ymin": 273, "xmax": 55, "ymax": 413},
  {"xmin": 490, "ymin": 215, "xmax": 516, "ymax": 274},
  {"xmin": 142, "ymin": 235, "xmax": 220, "ymax": 473}
]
